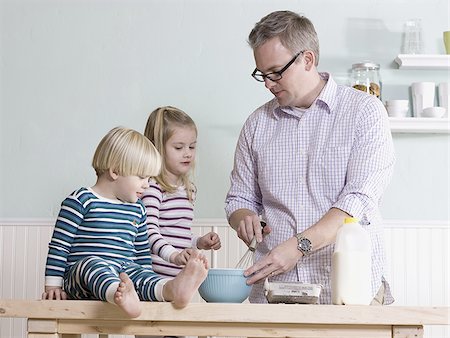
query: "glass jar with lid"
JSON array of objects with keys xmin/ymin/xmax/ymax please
[{"xmin": 350, "ymin": 62, "xmax": 382, "ymax": 100}]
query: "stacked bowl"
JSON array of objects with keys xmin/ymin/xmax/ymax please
[{"xmin": 198, "ymin": 268, "xmax": 251, "ymax": 303}]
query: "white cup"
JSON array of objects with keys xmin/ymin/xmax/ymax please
[
  {"xmin": 438, "ymin": 82, "xmax": 449, "ymax": 117},
  {"xmin": 385, "ymin": 100, "xmax": 409, "ymax": 117},
  {"xmin": 411, "ymin": 82, "xmax": 435, "ymax": 117}
]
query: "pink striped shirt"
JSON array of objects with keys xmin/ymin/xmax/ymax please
[
  {"xmin": 225, "ymin": 73, "xmax": 395, "ymax": 304},
  {"xmin": 142, "ymin": 180, "xmax": 199, "ymax": 278}
]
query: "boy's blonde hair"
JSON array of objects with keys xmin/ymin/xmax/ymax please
[
  {"xmin": 144, "ymin": 106, "xmax": 197, "ymax": 201},
  {"xmin": 92, "ymin": 126, "xmax": 161, "ymax": 178}
]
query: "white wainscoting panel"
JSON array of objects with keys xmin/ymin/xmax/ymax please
[{"xmin": 0, "ymin": 218, "xmax": 448, "ymax": 338}]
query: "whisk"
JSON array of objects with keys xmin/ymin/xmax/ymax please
[
  {"xmin": 235, "ymin": 237, "xmax": 258, "ymax": 269},
  {"xmin": 235, "ymin": 221, "xmax": 266, "ymax": 269}
]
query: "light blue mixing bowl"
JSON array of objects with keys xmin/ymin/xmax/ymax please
[{"xmin": 198, "ymin": 268, "xmax": 251, "ymax": 303}]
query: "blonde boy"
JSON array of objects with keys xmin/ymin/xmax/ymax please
[{"xmin": 43, "ymin": 127, "xmax": 208, "ymax": 317}]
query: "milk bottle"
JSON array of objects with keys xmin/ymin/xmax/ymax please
[{"xmin": 331, "ymin": 217, "xmax": 372, "ymax": 305}]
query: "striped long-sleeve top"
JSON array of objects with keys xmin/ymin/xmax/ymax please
[
  {"xmin": 45, "ymin": 187, "xmax": 152, "ymax": 287},
  {"xmin": 141, "ymin": 180, "xmax": 199, "ymax": 278}
]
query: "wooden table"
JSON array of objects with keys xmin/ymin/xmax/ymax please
[{"xmin": 0, "ymin": 299, "xmax": 448, "ymax": 338}]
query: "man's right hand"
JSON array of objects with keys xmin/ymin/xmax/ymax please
[
  {"xmin": 236, "ymin": 214, "xmax": 271, "ymax": 246},
  {"xmin": 42, "ymin": 286, "xmax": 67, "ymax": 300}
]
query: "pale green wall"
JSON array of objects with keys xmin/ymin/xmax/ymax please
[{"xmin": 1, "ymin": 0, "xmax": 449, "ymax": 220}]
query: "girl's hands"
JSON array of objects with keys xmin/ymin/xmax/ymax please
[
  {"xmin": 170, "ymin": 232, "xmax": 221, "ymax": 266},
  {"xmin": 170, "ymin": 248, "xmax": 196, "ymax": 266},
  {"xmin": 42, "ymin": 286, "xmax": 68, "ymax": 300},
  {"xmin": 197, "ymin": 232, "xmax": 221, "ymax": 250}
]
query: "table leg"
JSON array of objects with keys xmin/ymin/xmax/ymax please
[
  {"xmin": 28, "ymin": 319, "xmax": 59, "ymax": 338},
  {"xmin": 392, "ymin": 325, "xmax": 424, "ymax": 338}
]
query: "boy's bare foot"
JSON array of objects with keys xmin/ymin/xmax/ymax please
[
  {"xmin": 114, "ymin": 272, "xmax": 142, "ymax": 318},
  {"xmin": 165, "ymin": 250, "xmax": 208, "ymax": 308}
]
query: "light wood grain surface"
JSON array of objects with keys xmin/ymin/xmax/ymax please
[
  {"xmin": 1, "ymin": 300, "xmax": 448, "ymax": 324},
  {"xmin": 1, "ymin": 300, "xmax": 448, "ymax": 338}
]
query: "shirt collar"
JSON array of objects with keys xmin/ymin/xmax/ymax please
[
  {"xmin": 272, "ymin": 72, "xmax": 337, "ymax": 119},
  {"xmin": 315, "ymin": 72, "xmax": 337, "ymax": 113}
]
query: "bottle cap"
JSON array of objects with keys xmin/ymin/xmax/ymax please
[{"xmin": 344, "ymin": 217, "xmax": 359, "ymax": 224}]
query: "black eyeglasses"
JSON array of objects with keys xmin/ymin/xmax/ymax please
[{"xmin": 251, "ymin": 51, "xmax": 304, "ymax": 82}]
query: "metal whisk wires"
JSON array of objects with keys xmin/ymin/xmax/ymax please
[
  {"xmin": 235, "ymin": 237, "xmax": 258, "ymax": 269},
  {"xmin": 235, "ymin": 221, "xmax": 266, "ymax": 269}
]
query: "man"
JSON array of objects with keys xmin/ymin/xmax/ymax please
[{"xmin": 225, "ymin": 10, "xmax": 395, "ymax": 304}]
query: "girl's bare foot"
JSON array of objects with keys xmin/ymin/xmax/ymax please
[
  {"xmin": 114, "ymin": 272, "xmax": 142, "ymax": 318},
  {"xmin": 165, "ymin": 250, "xmax": 208, "ymax": 308}
]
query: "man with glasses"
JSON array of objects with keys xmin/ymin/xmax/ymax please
[{"xmin": 225, "ymin": 10, "xmax": 395, "ymax": 305}]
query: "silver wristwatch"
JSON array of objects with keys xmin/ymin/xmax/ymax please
[{"xmin": 295, "ymin": 233, "xmax": 312, "ymax": 256}]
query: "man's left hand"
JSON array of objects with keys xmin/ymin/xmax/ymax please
[{"xmin": 243, "ymin": 236, "xmax": 302, "ymax": 284}]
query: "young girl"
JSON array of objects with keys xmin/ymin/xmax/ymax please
[
  {"xmin": 42, "ymin": 126, "xmax": 208, "ymax": 318},
  {"xmin": 142, "ymin": 106, "xmax": 221, "ymax": 278}
]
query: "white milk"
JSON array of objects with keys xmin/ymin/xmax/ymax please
[
  {"xmin": 331, "ymin": 251, "xmax": 372, "ymax": 305},
  {"xmin": 331, "ymin": 218, "xmax": 372, "ymax": 305}
]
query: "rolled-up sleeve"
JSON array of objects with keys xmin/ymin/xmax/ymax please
[{"xmin": 333, "ymin": 97, "xmax": 395, "ymax": 219}]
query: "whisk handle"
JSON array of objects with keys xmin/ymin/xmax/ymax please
[
  {"xmin": 249, "ymin": 237, "xmax": 257, "ymax": 251},
  {"xmin": 249, "ymin": 221, "xmax": 266, "ymax": 251}
]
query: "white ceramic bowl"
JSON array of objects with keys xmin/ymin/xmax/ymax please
[
  {"xmin": 386, "ymin": 105, "xmax": 409, "ymax": 117},
  {"xmin": 421, "ymin": 106, "xmax": 446, "ymax": 118},
  {"xmin": 198, "ymin": 268, "xmax": 251, "ymax": 303},
  {"xmin": 385, "ymin": 100, "xmax": 409, "ymax": 117},
  {"xmin": 385, "ymin": 99, "xmax": 409, "ymax": 108}
]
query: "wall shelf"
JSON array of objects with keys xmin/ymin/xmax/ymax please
[
  {"xmin": 389, "ymin": 117, "xmax": 450, "ymax": 133},
  {"xmin": 394, "ymin": 54, "xmax": 450, "ymax": 69},
  {"xmin": 391, "ymin": 55, "xmax": 449, "ymax": 133}
]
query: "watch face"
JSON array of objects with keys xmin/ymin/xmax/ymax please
[
  {"xmin": 300, "ymin": 238, "xmax": 312, "ymax": 251},
  {"xmin": 296, "ymin": 234, "xmax": 312, "ymax": 255}
]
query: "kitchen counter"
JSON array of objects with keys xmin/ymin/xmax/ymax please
[{"xmin": 0, "ymin": 299, "xmax": 448, "ymax": 337}]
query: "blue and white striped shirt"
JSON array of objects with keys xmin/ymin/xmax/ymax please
[
  {"xmin": 225, "ymin": 73, "xmax": 395, "ymax": 304},
  {"xmin": 45, "ymin": 187, "xmax": 152, "ymax": 287}
]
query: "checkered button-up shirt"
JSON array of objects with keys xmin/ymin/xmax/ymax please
[{"xmin": 225, "ymin": 73, "xmax": 395, "ymax": 304}]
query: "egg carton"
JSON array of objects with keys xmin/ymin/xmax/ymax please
[{"xmin": 264, "ymin": 279, "xmax": 322, "ymax": 304}]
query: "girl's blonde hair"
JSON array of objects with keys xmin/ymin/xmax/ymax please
[
  {"xmin": 92, "ymin": 126, "xmax": 161, "ymax": 178},
  {"xmin": 144, "ymin": 106, "xmax": 197, "ymax": 201}
]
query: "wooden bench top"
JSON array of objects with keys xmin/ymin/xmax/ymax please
[{"xmin": 1, "ymin": 299, "xmax": 448, "ymax": 325}]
